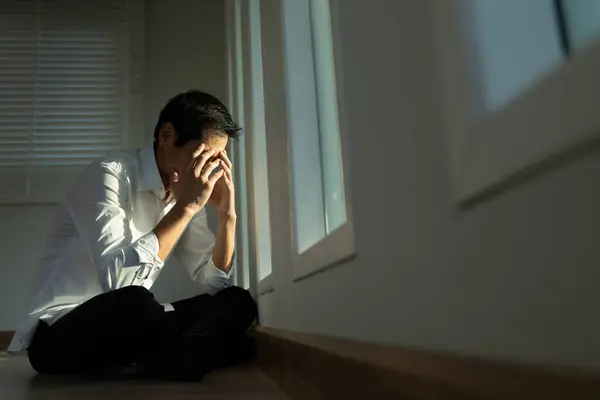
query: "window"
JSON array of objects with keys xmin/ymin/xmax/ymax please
[
  {"xmin": 227, "ymin": 0, "xmax": 250, "ymax": 290},
  {"xmin": 468, "ymin": 0, "xmax": 563, "ymax": 112},
  {"xmin": 0, "ymin": 0, "xmax": 143, "ymax": 203},
  {"xmin": 227, "ymin": 0, "xmax": 273, "ymax": 294},
  {"xmin": 560, "ymin": 0, "xmax": 600, "ymax": 53},
  {"xmin": 227, "ymin": 0, "xmax": 353, "ymax": 285},
  {"xmin": 467, "ymin": 0, "xmax": 600, "ymax": 115},
  {"xmin": 282, "ymin": 0, "xmax": 353, "ymax": 278},
  {"xmin": 225, "ymin": 0, "xmax": 239, "ymax": 288},
  {"xmin": 244, "ymin": 0, "xmax": 273, "ymax": 289},
  {"xmin": 432, "ymin": 0, "xmax": 600, "ymax": 203}
]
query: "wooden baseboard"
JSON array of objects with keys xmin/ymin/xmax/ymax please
[
  {"xmin": 0, "ymin": 331, "xmax": 14, "ymax": 352},
  {"xmin": 254, "ymin": 326, "xmax": 600, "ymax": 400}
]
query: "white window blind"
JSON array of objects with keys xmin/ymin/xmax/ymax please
[{"xmin": 0, "ymin": 0, "xmax": 143, "ymax": 202}]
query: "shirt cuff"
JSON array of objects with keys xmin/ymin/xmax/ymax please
[{"xmin": 131, "ymin": 232, "xmax": 164, "ymax": 288}]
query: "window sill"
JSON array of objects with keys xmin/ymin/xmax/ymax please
[
  {"xmin": 292, "ymin": 221, "xmax": 355, "ymax": 282},
  {"xmin": 258, "ymin": 273, "xmax": 274, "ymax": 295}
]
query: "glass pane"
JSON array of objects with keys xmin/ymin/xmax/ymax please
[
  {"xmin": 310, "ymin": 0, "xmax": 346, "ymax": 233},
  {"xmin": 249, "ymin": 0, "xmax": 272, "ymax": 281},
  {"xmin": 561, "ymin": 0, "xmax": 600, "ymax": 53},
  {"xmin": 282, "ymin": 0, "xmax": 326, "ymax": 253}
]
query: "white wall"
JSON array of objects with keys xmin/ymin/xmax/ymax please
[
  {"xmin": 0, "ymin": 0, "xmax": 228, "ymax": 329},
  {"xmin": 142, "ymin": 0, "xmax": 227, "ymax": 140},
  {"xmin": 258, "ymin": 0, "xmax": 600, "ymax": 371},
  {"xmin": 0, "ymin": 206, "xmax": 55, "ymax": 330}
]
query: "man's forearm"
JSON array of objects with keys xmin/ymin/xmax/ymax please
[
  {"xmin": 212, "ymin": 214, "xmax": 236, "ymax": 273},
  {"xmin": 153, "ymin": 203, "xmax": 195, "ymax": 261}
]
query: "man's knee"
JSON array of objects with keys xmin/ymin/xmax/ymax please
[
  {"xmin": 112, "ymin": 285, "xmax": 153, "ymax": 302},
  {"xmin": 217, "ymin": 286, "xmax": 253, "ymax": 304},
  {"xmin": 216, "ymin": 286, "xmax": 257, "ymax": 325},
  {"xmin": 109, "ymin": 286, "xmax": 161, "ymax": 317}
]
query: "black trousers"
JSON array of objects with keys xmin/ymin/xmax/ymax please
[{"xmin": 27, "ymin": 285, "xmax": 257, "ymax": 381}]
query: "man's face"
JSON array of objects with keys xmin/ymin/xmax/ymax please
[
  {"xmin": 169, "ymin": 135, "xmax": 229, "ymax": 176},
  {"xmin": 159, "ymin": 123, "xmax": 229, "ymax": 180}
]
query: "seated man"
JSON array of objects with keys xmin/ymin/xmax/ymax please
[{"xmin": 7, "ymin": 90, "xmax": 257, "ymax": 381}]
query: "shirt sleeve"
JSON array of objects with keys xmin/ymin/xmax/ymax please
[
  {"xmin": 173, "ymin": 209, "xmax": 233, "ymax": 295},
  {"xmin": 66, "ymin": 161, "xmax": 164, "ymax": 292}
]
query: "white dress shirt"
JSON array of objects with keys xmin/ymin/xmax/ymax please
[{"xmin": 8, "ymin": 146, "xmax": 232, "ymax": 353}]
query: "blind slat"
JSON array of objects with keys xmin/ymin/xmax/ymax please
[{"xmin": 0, "ymin": 0, "xmax": 143, "ymax": 188}]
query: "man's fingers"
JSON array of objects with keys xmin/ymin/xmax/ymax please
[
  {"xmin": 208, "ymin": 169, "xmax": 225, "ymax": 186},
  {"xmin": 193, "ymin": 149, "xmax": 216, "ymax": 177},
  {"xmin": 192, "ymin": 143, "xmax": 206, "ymax": 159},
  {"xmin": 219, "ymin": 150, "xmax": 233, "ymax": 170},
  {"xmin": 186, "ymin": 144, "xmax": 206, "ymax": 171},
  {"xmin": 200, "ymin": 159, "xmax": 221, "ymax": 182},
  {"xmin": 217, "ymin": 160, "xmax": 234, "ymax": 189},
  {"xmin": 219, "ymin": 160, "xmax": 232, "ymax": 178}
]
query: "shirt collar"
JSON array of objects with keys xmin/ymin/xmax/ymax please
[{"xmin": 138, "ymin": 145, "xmax": 166, "ymax": 199}]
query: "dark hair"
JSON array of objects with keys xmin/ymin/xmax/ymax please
[{"xmin": 153, "ymin": 90, "xmax": 241, "ymax": 146}]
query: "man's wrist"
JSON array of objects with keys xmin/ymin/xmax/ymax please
[
  {"xmin": 218, "ymin": 211, "xmax": 237, "ymax": 223},
  {"xmin": 173, "ymin": 202, "xmax": 198, "ymax": 219}
]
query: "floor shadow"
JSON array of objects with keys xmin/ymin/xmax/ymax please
[{"xmin": 27, "ymin": 366, "xmax": 151, "ymax": 388}]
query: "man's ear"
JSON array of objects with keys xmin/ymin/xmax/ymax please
[{"xmin": 158, "ymin": 122, "xmax": 177, "ymax": 146}]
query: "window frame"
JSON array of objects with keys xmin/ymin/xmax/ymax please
[
  {"xmin": 280, "ymin": 0, "xmax": 355, "ymax": 281},
  {"xmin": 240, "ymin": 0, "xmax": 274, "ymax": 295},
  {"xmin": 225, "ymin": 0, "xmax": 240, "ymax": 288},
  {"xmin": 432, "ymin": 0, "xmax": 600, "ymax": 205},
  {"xmin": 227, "ymin": 0, "xmax": 355, "ymax": 293},
  {"xmin": 226, "ymin": 0, "xmax": 252, "ymax": 291}
]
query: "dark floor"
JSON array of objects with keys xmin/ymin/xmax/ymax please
[{"xmin": 0, "ymin": 352, "xmax": 289, "ymax": 400}]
